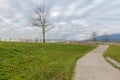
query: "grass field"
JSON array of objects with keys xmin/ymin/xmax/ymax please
[
  {"xmin": 104, "ymin": 45, "xmax": 120, "ymax": 63},
  {"xmin": 0, "ymin": 42, "xmax": 96, "ymax": 80},
  {"xmin": 104, "ymin": 45, "xmax": 120, "ymax": 70}
]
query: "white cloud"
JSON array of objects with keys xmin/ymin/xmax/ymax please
[
  {"xmin": 0, "ymin": 0, "xmax": 120, "ymax": 40},
  {"xmin": 59, "ymin": 22, "xmax": 67, "ymax": 25},
  {"xmin": 50, "ymin": 11, "xmax": 61, "ymax": 18},
  {"xmin": 3, "ymin": 18, "xmax": 11, "ymax": 23}
]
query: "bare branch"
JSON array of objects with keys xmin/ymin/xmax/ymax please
[
  {"xmin": 45, "ymin": 25, "xmax": 54, "ymax": 32},
  {"xmin": 29, "ymin": 0, "xmax": 54, "ymax": 43}
]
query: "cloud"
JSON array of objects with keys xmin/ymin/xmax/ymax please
[
  {"xmin": 0, "ymin": 0, "xmax": 120, "ymax": 40},
  {"xmin": 50, "ymin": 11, "xmax": 61, "ymax": 18}
]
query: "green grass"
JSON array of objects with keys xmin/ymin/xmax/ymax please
[
  {"xmin": 103, "ymin": 45, "xmax": 120, "ymax": 69},
  {"xmin": 0, "ymin": 42, "xmax": 96, "ymax": 80},
  {"xmin": 104, "ymin": 45, "xmax": 120, "ymax": 63}
]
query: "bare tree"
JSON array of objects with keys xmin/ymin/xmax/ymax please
[
  {"xmin": 103, "ymin": 32, "xmax": 109, "ymax": 42},
  {"xmin": 30, "ymin": 1, "xmax": 54, "ymax": 43},
  {"xmin": 92, "ymin": 32, "xmax": 97, "ymax": 44}
]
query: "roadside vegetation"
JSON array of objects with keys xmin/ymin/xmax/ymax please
[
  {"xmin": 103, "ymin": 45, "xmax": 120, "ymax": 69},
  {"xmin": 0, "ymin": 42, "xmax": 96, "ymax": 80}
]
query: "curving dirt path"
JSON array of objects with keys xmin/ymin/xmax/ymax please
[{"xmin": 73, "ymin": 45, "xmax": 120, "ymax": 80}]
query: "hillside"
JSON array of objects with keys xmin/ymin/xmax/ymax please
[
  {"xmin": 0, "ymin": 42, "xmax": 95, "ymax": 80},
  {"xmin": 96, "ymin": 34, "xmax": 120, "ymax": 41}
]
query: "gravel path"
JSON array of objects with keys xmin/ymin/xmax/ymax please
[{"xmin": 73, "ymin": 45, "xmax": 120, "ymax": 80}]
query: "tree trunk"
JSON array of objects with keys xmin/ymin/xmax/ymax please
[{"xmin": 42, "ymin": 26, "xmax": 45, "ymax": 43}]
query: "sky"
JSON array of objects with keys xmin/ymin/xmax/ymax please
[{"xmin": 0, "ymin": 0, "xmax": 120, "ymax": 40}]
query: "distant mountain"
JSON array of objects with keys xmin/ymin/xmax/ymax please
[{"xmin": 90, "ymin": 34, "xmax": 120, "ymax": 42}]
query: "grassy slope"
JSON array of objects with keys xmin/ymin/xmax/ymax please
[
  {"xmin": 104, "ymin": 45, "xmax": 120, "ymax": 70},
  {"xmin": 104, "ymin": 45, "xmax": 120, "ymax": 63},
  {"xmin": 0, "ymin": 42, "xmax": 96, "ymax": 80}
]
